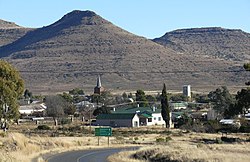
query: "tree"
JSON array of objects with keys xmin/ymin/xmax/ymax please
[
  {"xmin": 161, "ymin": 83, "xmax": 170, "ymax": 128},
  {"xmin": 236, "ymin": 89, "xmax": 250, "ymax": 115},
  {"xmin": 45, "ymin": 95, "xmax": 65, "ymax": 126},
  {"xmin": 128, "ymin": 93, "xmax": 133, "ymax": 98},
  {"xmin": 64, "ymin": 102, "xmax": 76, "ymax": 116},
  {"xmin": 122, "ymin": 92, "xmax": 128, "ymax": 99},
  {"xmin": 59, "ymin": 92, "xmax": 73, "ymax": 103},
  {"xmin": 208, "ymin": 86, "xmax": 235, "ymax": 118},
  {"xmin": 243, "ymin": 63, "xmax": 250, "ymax": 85},
  {"xmin": 93, "ymin": 105, "xmax": 111, "ymax": 116},
  {"xmin": 170, "ymin": 94, "xmax": 188, "ymax": 102},
  {"xmin": 136, "ymin": 89, "xmax": 148, "ymax": 107},
  {"xmin": 69, "ymin": 88, "xmax": 85, "ymax": 95},
  {"xmin": 24, "ymin": 89, "xmax": 32, "ymax": 99},
  {"xmin": 0, "ymin": 60, "xmax": 24, "ymax": 131},
  {"xmin": 92, "ymin": 90, "xmax": 113, "ymax": 105}
]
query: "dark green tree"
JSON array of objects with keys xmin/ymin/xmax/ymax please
[
  {"xmin": 161, "ymin": 83, "xmax": 170, "ymax": 128},
  {"xmin": 69, "ymin": 88, "xmax": 85, "ymax": 95},
  {"xmin": 59, "ymin": 92, "xmax": 73, "ymax": 103},
  {"xmin": 122, "ymin": 92, "xmax": 128, "ymax": 99},
  {"xmin": 243, "ymin": 63, "xmax": 250, "ymax": 85},
  {"xmin": 208, "ymin": 86, "xmax": 235, "ymax": 117},
  {"xmin": 92, "ymin": 90, "xmax": 113, "ymax": 105},
  {"xmin": 236, "ymin": 89, "xmax": 250, "ymax": 114},
  {"xmin": 136, "ymin": 89, "xmax": 148, "ymax": 107},
  {"xmin": 128, "ymin": 93, "xmax": 133, "ymax": 98},
  {"xmin": 64, "ymin": 102, "xmax": 76, "ymax": 116},
  {"xmin": 93, "ymin": 105, "xmax": 111, "ymax": 116},
  {"xmin": 0, "ymin": 60, "xmax": 24, "ymax": 131},
  {"xmin": 24, "ymin": 89, "xmax": 32, "ymax": 99},
  {"xmin": 170, "ymin": 94, "xmax": 188, "ymax": 102}
]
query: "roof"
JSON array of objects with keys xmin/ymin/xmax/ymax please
[
  {"xmin": 96, "ymin": 113, "xmax": 136, "ymax": 120},
  {"xmin": 111, "ymin": 106, "xmax": 161, "ymax": 114},
  {"xmin": 170, "ymin": 102, "xmax": 188, "ymax": 108},
  {"xmin": 140, "ymin": 113, "xmax": 152, "ymax": 118}
]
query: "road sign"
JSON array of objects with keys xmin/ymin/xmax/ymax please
[{"xmin": 95, "ymin": 127, "xmax": 112, "ymax": 136}]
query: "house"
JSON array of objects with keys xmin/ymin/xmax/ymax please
[
  {"xmin": 170, "ymin": 102, "xmax": 188, "ymax": 110},
  {"xmin": 111, "ymin": 106, "xmax": 166, "ymax": 126},
  {"xmin": 19, "ymin": 103, "xmax": 46, "ymax": 116},
  {"xmin": 95, "ymin": 113, "xmax": 140, "ymax": 127},
  {"xmin": 219, "ymin": 119, "xmax": 241, "ymax": 127}
]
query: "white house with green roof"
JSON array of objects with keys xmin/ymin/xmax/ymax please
[
  {"xmin": 95, "ymin": 113, "xmax": 140, "ymax": 127},
  {"xmin": 111, "ymin": 106, "xmax": 166, "ymax": 126}
]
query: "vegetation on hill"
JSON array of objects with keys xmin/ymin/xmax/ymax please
[
  {"xmin": 0, "ymin": 11, "xmax": 248, "ymax": 93},
  {"xmin": 153, "ymin": 27, "xmax": 250, "ymax": 62}
]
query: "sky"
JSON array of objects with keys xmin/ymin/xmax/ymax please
[{"xmin": 0, "ymin": 0, "xmax": 249, "ymax": 38}]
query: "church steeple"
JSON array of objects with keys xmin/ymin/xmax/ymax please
[
  {"xmin": 96, "ymin": 75, "xmax": 102, "ymax": 88},
  {"xmin": 94, "ymin": 75, "xmax": 104, "ymax": 94}
]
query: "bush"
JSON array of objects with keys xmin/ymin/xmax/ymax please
[
  {"xmin": 68, "ymin": 125, "xmax": 81, "ymax": 132},
  {"xmin": 37, "ymin": 125, "xmax": 51, "ymax": 130},
  {"xmin": 156, "ymin": 137, "xmax": 165, "ymax": 143},
  {"xmin": 60, "ymin": 118, "xmax": 71, "ymax": 125},
  {"xmin": 204, "ymin": 120, "xmax": 221, "ymax": 133},
  {"xmin": 156, "ymin": 137, "xmax": 171, "ymax": 143}
]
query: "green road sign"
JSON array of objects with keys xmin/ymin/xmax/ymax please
[{"xmin": 95, "ymin": 127, "xmax": 112, "ymax": 136}]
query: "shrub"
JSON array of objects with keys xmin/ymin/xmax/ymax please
[
  {"xmin": 156, "ymin": 136, "xmax": 172, "ymax": 143},
  {"xmin": 156, "ymin": 137, "xmax": 165, "ymax": 143},
  {"xmin": 215, "ymin": 138, "xmax": 223, "ymax": 144},
  {"xmin": 68, "ymin": 125, "xmax": 81, "ymax": 132},
  {"xmin": 37, "ymin": 125, "xmax": 51, "ymax": 130},
  {"xmin": 165, "ymin": 136, "xmax": 172, "ymax": 142},
  {"xmin": 60, "ymin": 118, "xmax": 71, "ymax": 125},
  {"xmin": 204, "ymin": 120, "xmax": 221, "ymax": 133}
]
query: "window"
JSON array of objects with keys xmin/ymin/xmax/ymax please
[
  {"xmin": 148, "ymin": 118, "xmax": 152, "ymax": 122},
  {"xmin": 158, "ymin": 117, "xmax": 161, "ymax": 121},
  {"xmin": 154, "ymin": 117, "xmax": 156, "ymax": 121}
]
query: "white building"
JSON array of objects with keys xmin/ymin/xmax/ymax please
[
  {"xmin": 110, "ymin": 106, "xmax": 173, "ymax": 127},
  {"xmin": 19, "ymin": 103, "xmax": 46, "ymax": 116},
  {"xmin": 183, "ymin": 85, "xmax": 191, "ymax": 98}
]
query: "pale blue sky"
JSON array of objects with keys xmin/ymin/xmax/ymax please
[{"xmin": 0, "ymin": 0, "xmax": 249, "ymax": 38}]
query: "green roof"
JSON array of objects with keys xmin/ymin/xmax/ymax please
[
  {"xmin": 111, "ymin": 107, "xmax": 161, "ymax": 114},
  {"xmin": 96, "ymin": 113, "xmax": 136, "ymax": 120},
  {"xmin": 140, "ymin": 113, "xmax": 152, "ymax": 118},
  {"xmin": 171, "ymin": 102, "xmax": 188, "ymax": 107}
]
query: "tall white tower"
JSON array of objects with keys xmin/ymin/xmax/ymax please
[{"xmin": 183, "ymin": 85, "xmax": 191, "ymax": 98}]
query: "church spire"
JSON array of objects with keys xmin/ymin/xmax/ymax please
[
  {"xmin": 94, "ymin": 75, "xmax": 104, "ymax": 94},
  {"xmin": 96, "ymin": 75, "xmax": 102, "ymax": 88}
]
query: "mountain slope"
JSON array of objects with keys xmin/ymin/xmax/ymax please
[
  {"xmin": 0, "ymin": 19, "xmax": 32, "ymax": 47},
  {"xmin": 153, "ymin": 27, "xmax": 250, "ymax": 62},
  {"xmin": 0, "ymin": 11, "xmax": 248, "ymax": 94}
]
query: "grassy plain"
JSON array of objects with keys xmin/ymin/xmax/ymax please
[{"xmin": 0, "ymin": 124, "xmax": 249, "ymax": 162}]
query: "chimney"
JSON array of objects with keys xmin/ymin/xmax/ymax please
[
  {"xmin": 137, "ymin": 104, "xmax": 140, "ymax": 108},
  {"xmin": 152, "ymin": 106, "xmax": 156, "ymax": 112}
]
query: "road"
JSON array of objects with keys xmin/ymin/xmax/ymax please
[{"xmin": 46, "ymin": 147, "xmax": 138, "ymax": 162}]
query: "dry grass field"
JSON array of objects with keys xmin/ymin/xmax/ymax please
[
  {"xmin": 0, "ymin": 126, "xmax": 249, "ymax": 162},
  {"xmin": 108, "ymin": 129, "xmax": 250, "ymax": 162}
]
